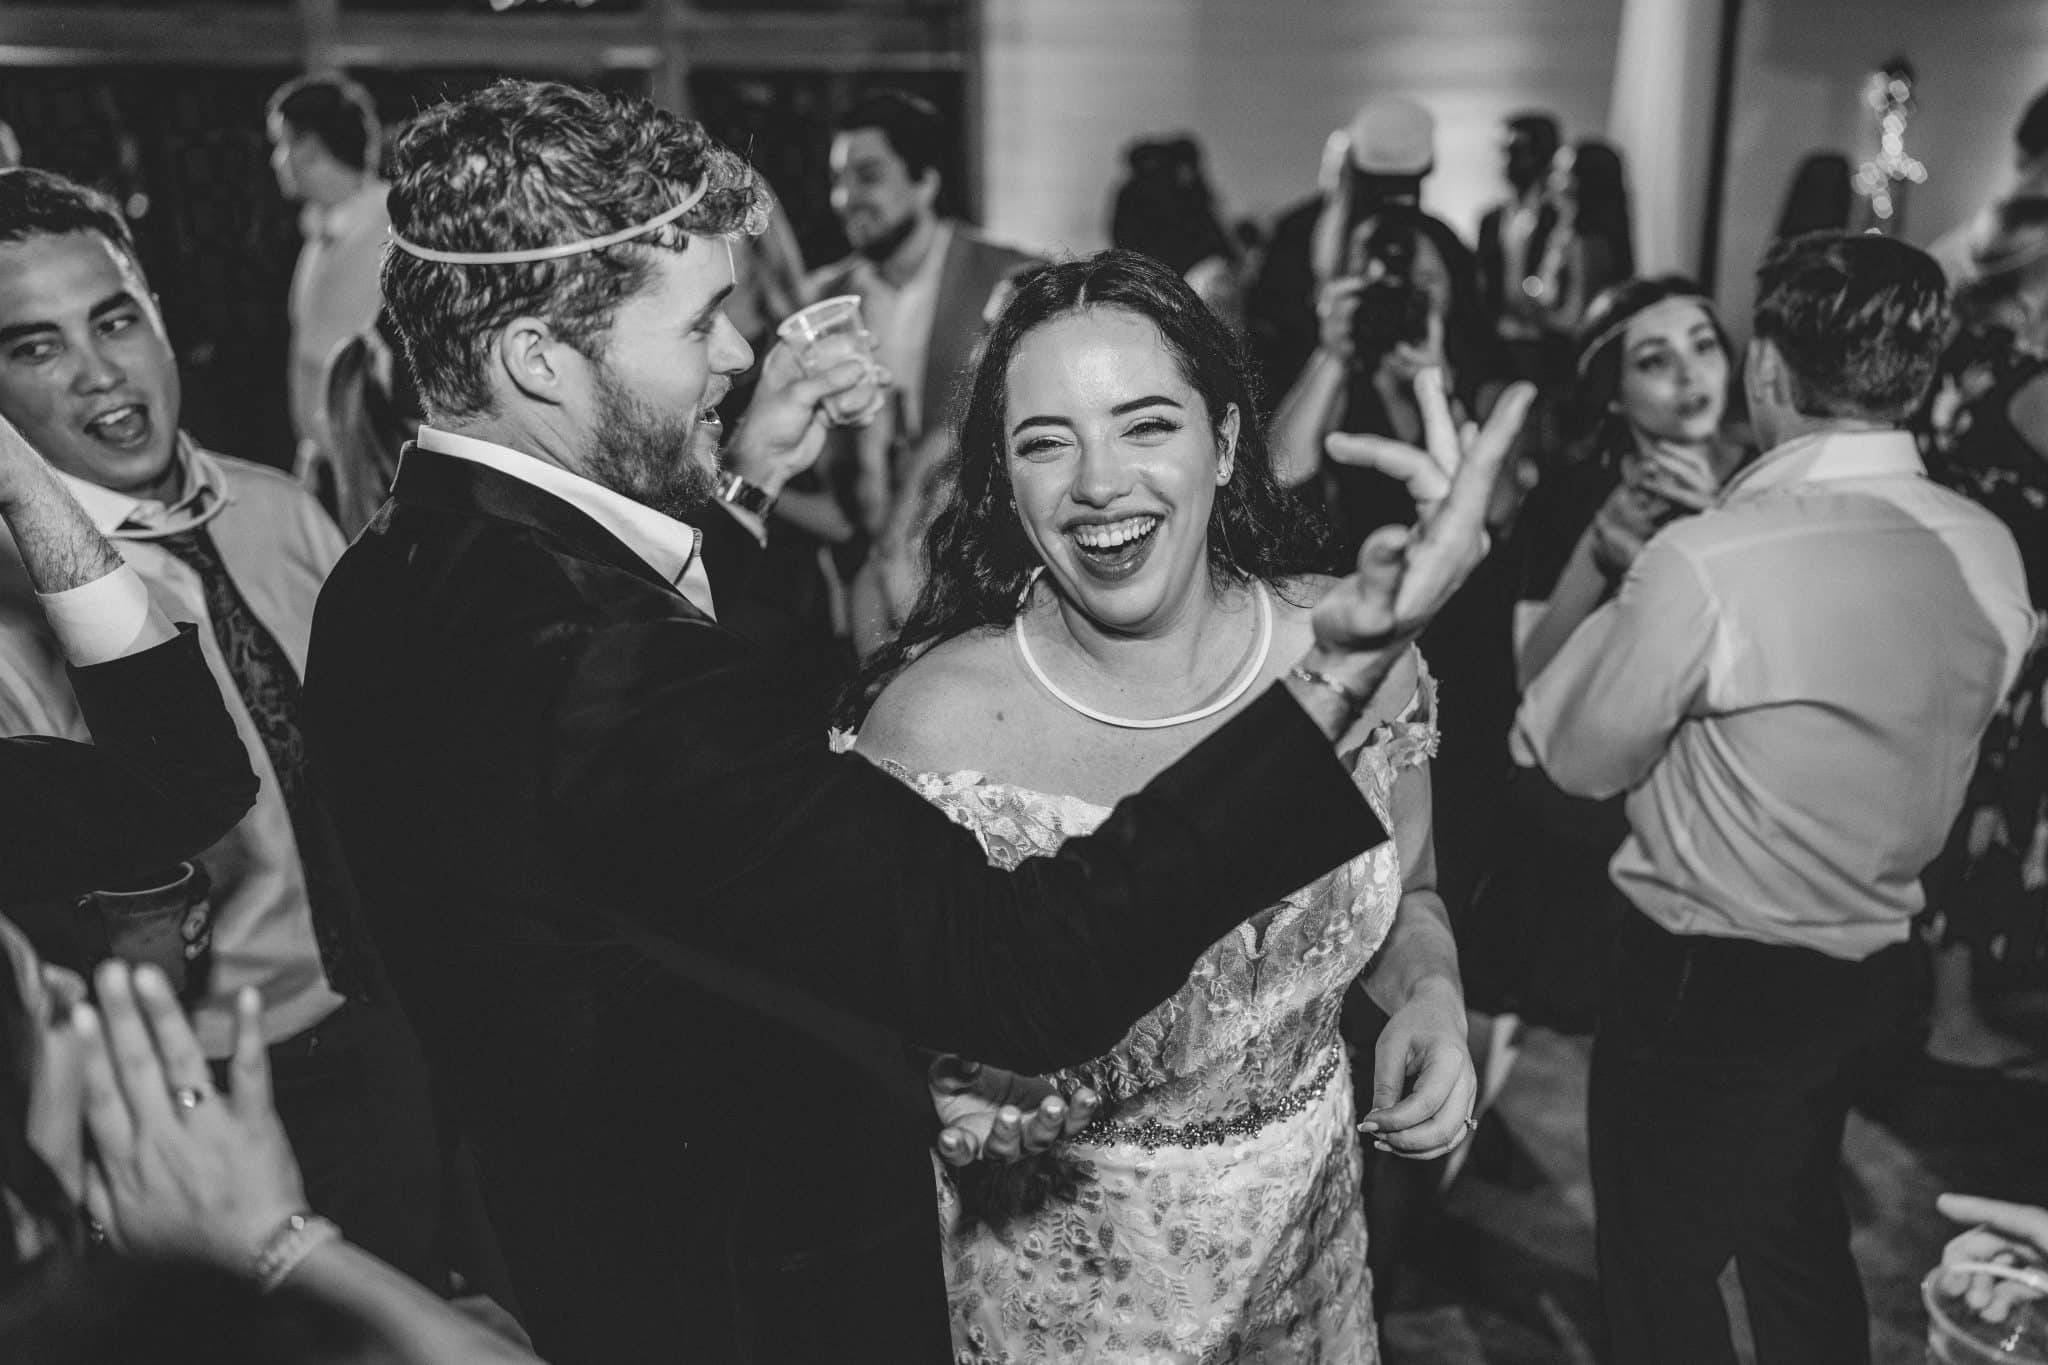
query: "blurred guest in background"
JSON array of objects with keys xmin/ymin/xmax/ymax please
[
  {"xmin": 1518, "ymin": 232, "xmax": 2033, "ymax": 1364},
  {"xmin": 1246, "ymin": 92, "xmax": 1440, "ymax": 400},
  {"xmin": 1929, "ymin": 83, "xmax": 2048, "ymax": 288},
  {"xmin": 315, "ymin": 310, "xmax": 417, "ymax": 540},
  {"xmin": 1478, "ymin": 112, "xmax": 1565, "ymax": 387},
  {"xmin": 814, "ymin": 90, "xmax": 1041, "ymax": 652},
  {"xmin": 1917, "ymin": 194, "xmax": 2048, "ymax": 1074},
  {"xmin": 1268, "ymin": 197, "xmax": 1503, "ymax": 559},
  {"xmin": 1455, "ymin": 279, "xmax": 1741, "ymax": 1080},
  {"xmin": 0, "ymin": 168, "xmax": 444, "ymax": 1289},
  {"xmin": 1773, "ymin": 151, "xmax": 1854, "ymax": 244},
  {"xmin": 806, "ymin": 89, "xmax": 1041, "ymax": 656},
  {"xmin": 267, "ymin": 74, "xmax": 389, "ymax": 506},
  {"xmin": 0, "ymin": 123, "xmax": 20, "ymax": 172},
  {"xmin": 1109, "ymin": 134, "xmax": 1244, "ymax": 325},
  {"xmin": 1516, "ymin": 139, "xmax": 1635, "ymax": 342}
]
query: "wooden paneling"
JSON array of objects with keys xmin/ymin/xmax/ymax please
[{"xmin": 981, "ymin": 0, "xmax": 1627, "ymax": 254}]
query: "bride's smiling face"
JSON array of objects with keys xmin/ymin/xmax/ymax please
[{"xmin": 1004, "ymin": 307, "xmax": 1238, "ymax": 636}]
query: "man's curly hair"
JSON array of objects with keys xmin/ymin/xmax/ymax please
[
  {"xmin": 382, "ymin": 79, "xmax": 770, "ymax": 420},
  {"xmin": 1753, "ymin": 230, "xmax": 1950, "ymax": 423}
]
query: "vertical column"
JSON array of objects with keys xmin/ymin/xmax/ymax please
[
  {"xmin": 1605, "ymin": 0, "xmax": 1731, "ymax": 278},
  {"xmin": 651, "ymin": 0, "xmax": 694, "ymax": 117},
  {"xmin": 297, "ymin": 0, "xmax": 341, "ymax": 73}
]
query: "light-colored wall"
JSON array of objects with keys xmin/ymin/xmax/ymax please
[
  {"xmin": 980, "ymin": 0, "xmax": 1627, "ymax": 257},
  {"xmin": 1712, "ymin": 0, "xmax": 2048, "ymax": 338}
]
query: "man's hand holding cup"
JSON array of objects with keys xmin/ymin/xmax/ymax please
[{"xmin": 724, "ymin": 320, "xmax": 892, "ymax": 499}]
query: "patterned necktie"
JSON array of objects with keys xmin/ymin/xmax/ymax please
[{"xmin": 155, "ymin": 526, "xmax": 371, "ymax": 999}]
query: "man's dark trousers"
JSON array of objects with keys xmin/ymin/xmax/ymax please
[{"xmin": 1591, "ymin": 908, "xmax": 1914, "ymax": 1364}]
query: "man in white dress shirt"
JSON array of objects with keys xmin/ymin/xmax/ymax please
[
  {"xmin": 268, "ymin": 73, "xmax": 391, "ymax": 507},
  {"xmin": 1516, "ymin": 232, "xmax": 2035, "ymax": 1364},
  {"xmin": 0, "ymin": 166, "xmax": 445, "ymax": 1287}
]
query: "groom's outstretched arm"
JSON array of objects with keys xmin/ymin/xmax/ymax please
[
  {"xmin": 544, "ymin": 380, "xmax": 1532, "ymax": 1073},
  {"xmin": 545, "ymin": 626, "xmax": 1379, "ymax": 1075}
]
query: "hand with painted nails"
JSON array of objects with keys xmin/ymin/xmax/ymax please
[
  {"xmin": 926, "ymin": 1054, "xmax": 1099, "ymax": 1168},
  {"xmin": 1356, "ymin": 977, "xmax": 1476, "ymax": 1162},
  {"xmin": 1937, "ymin": 1193, "xmax": 2048, "ymax": 1327},
  {"xmin": 77, "ymin": 960, "xmax": 304, "ymax": 1274}
]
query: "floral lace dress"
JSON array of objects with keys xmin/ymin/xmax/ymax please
[{"xmin": 847, "ymin": 670, "xmax": 1437, "ymax": 1364}]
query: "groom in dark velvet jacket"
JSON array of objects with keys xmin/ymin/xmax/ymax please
[{"xmin": 304, "ymin": 81, "xmax": 1509, "ymax": 1364}]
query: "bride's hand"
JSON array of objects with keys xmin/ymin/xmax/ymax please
[{"xmin": 1358, "ymin": 978, "xmax": 1478, "ymax": 1161}]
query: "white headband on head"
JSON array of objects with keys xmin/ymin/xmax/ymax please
[
  {"xmin": 1575, "ymin": 294, "xmax": 1714, "ymax": 378},
  {"xmin": 388, "ymin": 179, "xmax": 708, "ymax": 266}
]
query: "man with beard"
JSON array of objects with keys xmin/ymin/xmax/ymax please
[
  {"xmin": 0, "ymin": 168, "xmax": 446, "ymax": 1287},
  {"xmin": 804, "ymin": 89, "xmax": 1042, "ymax": 653},
  {"xmin": 302, "ymin": 78, "xmax": 1520, "ymax": 1363}
]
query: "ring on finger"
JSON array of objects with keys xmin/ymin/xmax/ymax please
[{"xmin": 172, "ymin": 1085, "xmax": 212, "ymax": 1112}]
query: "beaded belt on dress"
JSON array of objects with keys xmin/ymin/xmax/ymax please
[{"xmin": 1072, "ymin": 1045, "xmax": 1345, "ymax": 1152}]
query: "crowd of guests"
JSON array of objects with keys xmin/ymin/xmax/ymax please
[{"xmin": 0, "ymin": 61, "xmax": 2039, "ymax": 1365}]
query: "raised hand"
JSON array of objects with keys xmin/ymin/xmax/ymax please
[
  {"xmin": 1312, "ymin": 373, "xmax": 1536, "ymax": 661},
  {"xmin": 78, "ymin": 961, "xmax": 306, "ymax": 1274}
]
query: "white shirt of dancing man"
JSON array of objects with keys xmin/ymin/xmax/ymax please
[
  {"xmin": 0, "ymin": 437, "xmax": 348, "ymax": 1054},
  {"xmin": 1514, "ymin": 427, "xmax": 2036, "ymax": 960},
  {"xmin": 289, "ymin": 176, "xmax": 391, "ymax": 465}
]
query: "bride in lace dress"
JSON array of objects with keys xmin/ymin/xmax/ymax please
[{"xmin": 842, "ymin": 252, "xmax": 1479, "ymax": 1363}]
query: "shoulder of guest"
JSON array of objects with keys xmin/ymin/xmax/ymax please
[
  {"xmin": 950, "ymin": 223, "xmax": 1043, "ymax": 273},
  {"xmin": 204, "ymin": 449, "xmax": 315, "ymax": 504},
  {"xmin": 204, "ymin": 449, "xmax": 344, "ymax": 550},
  {"xmin": 857, "ymin": 626, "xmax": 1013, "ymax": 766}
]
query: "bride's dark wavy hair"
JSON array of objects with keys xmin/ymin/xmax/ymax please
[{"xmin": 843, "ymin": 248, "xmax": 1327, "ymax": 724}]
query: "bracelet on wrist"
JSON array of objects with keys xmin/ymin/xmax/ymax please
[
  {"xmin": 1289, "ymin": 664, "xmax": 1372, "ymax": 710},
  {"xmin": 252, "ymin": 1211, "xmax": 341, "ymax": 1293}
]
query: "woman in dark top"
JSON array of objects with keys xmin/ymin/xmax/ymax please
[
  {"xmin": 1460, "ymin": 277, "xmax": 1746, "ymax": 1039},
  {"xmin": 1916, "ymin": 196, "xmax": 2048, "ymax": 1073}
]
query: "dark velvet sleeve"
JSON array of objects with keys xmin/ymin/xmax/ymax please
[
  {"xmin": 544, "ymin": 619, "xmax": 1384, "ymax": 1075},
  {"xmin": 0, "ymin": 625, "xmax": 257, "ymax": 903}
]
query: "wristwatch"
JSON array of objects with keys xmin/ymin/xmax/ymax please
[{"xmin": 719, "ymin": 473, "xmax": 775, "ymax": 516}]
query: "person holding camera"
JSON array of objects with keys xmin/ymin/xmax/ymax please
[{"xmin": 1270, "ymin": 199, "xmax": 1505, "ymax": 561}]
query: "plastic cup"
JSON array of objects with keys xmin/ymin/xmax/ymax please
[
  {"xmin": 1925, "ymin": 1265, "xmax": 2048, "ymax": 1363},
  {"xmin": 76, "ymin": 861, "xmax": 214, "ymax": 999},
  {"xmin": 776, "ymin": 295, "xmax": 885, "ymax": 427}
]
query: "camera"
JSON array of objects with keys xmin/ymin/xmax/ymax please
[{"xmin": 1345, "ymin": 209, "xmax": 1434, "ymax": 361}]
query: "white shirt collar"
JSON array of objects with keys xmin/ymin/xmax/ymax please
[
  {"xmin": 1720, "ymin": 427, "xmax": 1924, "ymax": 504},
  {"xmin": 56, "ymin": 436, "xmax": 231, "ymax": 540},
  {"xmin": 414, "ymin": 425, "xmax": 715, "ymax": 617}
]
